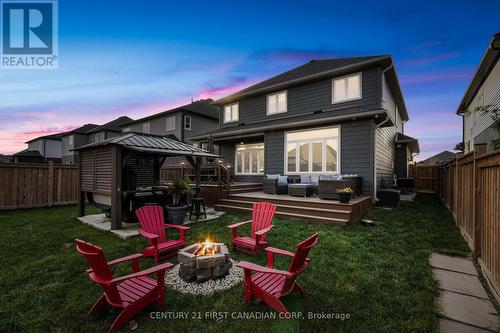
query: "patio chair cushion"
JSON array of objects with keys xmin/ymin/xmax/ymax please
[
  {"xmin": 277, "ymin": 175, "xmax": 288, "ymax": 186},
  {"xmin": 319, "ymin": 174, "xmax": 331, "ymax": 181},
  {"xmin": 266, "ymin": 174, "xmax": 280, "ymax": 179},
  {"xmin": 300, "ymin": 175, "xmax": 311, "ymax": 183}
]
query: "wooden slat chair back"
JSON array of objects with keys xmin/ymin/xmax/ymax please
[
  {"xmin": 136, "ymin": 205, "xmax": 167, "ymax": 244},
  {"xmin": 76, "ymin": 239, "xmax": 122, "ymax": 306},
  {"xmin": 228, "ymin": 202, "xmax": 277, "ymax": 255}
]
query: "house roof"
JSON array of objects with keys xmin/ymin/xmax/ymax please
[
  {"xmin": 25, "ymin": 132, "xmax": 65, "ymax": 143},
  {"xmin": 75, "ymin": 132, "xmax": 220, "ymax": 158},
  {"xmin": 62, "ymin": 123, "xmax": 99, "ymax": 135},
  {"xmin": 86, "ymin": 116, "xmax": 134, "ymax": 134},
  {"xmin": 419, "ymin": 151, "xmax": 456, "ymax": 165},
  {"xmin": 12, "ymin": 149, "xmax": 43, "ymax": 157},
  {"xmin": 214, "ymin": 55, "xmax": 409, "ymax": 121},
  {"xmin": 395, "ymin": 132, "xmax": 420, "ymax": 154},
  {"xmin": 190, "ymin": 107, "xmax": 387, "ymax": 141},
  {"xmin": 0, "ymin": 154, "xmax": 11, "ymax": 162},
  {"xmin": 457, "ymin": 33, "xmax": 500, "ymax": 114},
  {"xmin": 121, "ymin": 99, "xmax": 219, "ymax": 126}
]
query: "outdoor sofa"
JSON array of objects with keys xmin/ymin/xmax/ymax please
[{"xmin": 318, "ymin": 175, "xmax": 362, "ymax": 200}]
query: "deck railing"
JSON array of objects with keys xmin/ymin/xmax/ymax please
[{"xmin": 160, "ymin": 163, "xmax": 232, "ymax": 193}]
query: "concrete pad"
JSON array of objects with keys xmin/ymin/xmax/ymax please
[
  {"xmin": 433, "ymin": 268, "xmax": 490, "ymax": 299},
  {"xmin": 437, "ymin": 291, "xmax": 500, "ymax": 332},
  {"xmin": 439, "ymin": 319, "xmax": 495, "ymax": 333},
  {"xmin": 430, "ymin": 253, "xmax": 478, "ymax": 276}
]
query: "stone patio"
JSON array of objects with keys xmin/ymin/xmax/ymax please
[
  {"xmin": 430, "ymin": 253, "xmax": 500, "ymax": 333},
  {"xmin": 78, "ymin": 207, "xmax": 225, "ymax": 239}
]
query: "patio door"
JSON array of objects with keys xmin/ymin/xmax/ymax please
[{"xmin": 235, "ymin": 143, "xmax": 264, "ymax": 175}]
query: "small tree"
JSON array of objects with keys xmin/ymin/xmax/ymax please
[
  {"xmin": 169, "ymin": 179, "xmax": 193, "ymax": 206},
  {"xmin": 475, "ymin": 104, "xmax": 500, "ymax": 149}
]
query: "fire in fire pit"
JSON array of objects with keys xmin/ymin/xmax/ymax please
[{"xmin": 178, "ymin": 238, "xmax": 232, "ymax": 283}]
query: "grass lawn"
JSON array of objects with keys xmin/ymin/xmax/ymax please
[{"xmin": 0, "ymin": 194, "xmax": 471, "ymax": 333}]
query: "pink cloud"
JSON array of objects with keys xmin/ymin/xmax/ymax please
[{"xmin": 196, "ymin": 79, "xmax": 260, "ymax": 100}]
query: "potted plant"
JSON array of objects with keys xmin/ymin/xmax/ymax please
[
  {"xmin": 337, "ymin": 187, "xmax": 353, "ymax": 203},
  {"xmin": 166, "ymin": 179, "xmax": 193, "ymax": 225}
]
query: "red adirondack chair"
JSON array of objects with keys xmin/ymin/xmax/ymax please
[
  {"xmin": 75, "ymin": 239, "xmax": 172, "ymax": 333},
  {"xmin": 237, "ymin": 232, "xmax": 319, "ymax": 314},
  {"xmin": 227, "ymin": 202, "xmax": 276, "ymax": 255},
  {"xmin": 136, "ymin": 205, "xmax": 190, "ymax": 263}
]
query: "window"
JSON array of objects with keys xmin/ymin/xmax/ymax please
[
  {"xmin": 166, "ymin": 116, "xmax": 175, "ymax": 131},
  {"xmin": 123, "ymin": 127, "xmax": 131, "ymax": 133},
  {"xmin": 285, "ymin": 126, "xmax": 340, "ymax": 174},
  {"xmin": 143, "ymin": 122, "xmax": 150, "ymax": 134},
  {"xmin": 95, "ymin": 134, "xmax": 103, "ymax": 142},
  {"xmin": 184, "ymin": 115, "xmax": 191, "ymax": 130},
  {"xmin": 267, "ymin": 91, "xmax": 287, "ymax": 115},
  {"xmin": 68, "ymin": 135, "xmax": 74, "ymax": 146},
  {"xmin": 235, "ymin": 143, "xmax": 264, "ymax": 175},
  {"xmin": 223, "ymin": 103, "xmax": 239, "ymax": 123},
  {"xmin": 333, "ymin": 73, "xmax": 361, "ymax": 103}
]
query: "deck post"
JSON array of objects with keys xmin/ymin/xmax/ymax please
[
  {"xmin": 195, "ymin": 156, "xmax": 202, "ymax": 195},
  {"xmin": 111, "ymin": 145, "xmax": 122, "ymax": 230},
  {"xmin": 77, "ymin": 154, "xmax": 85, "ymax": 217}
]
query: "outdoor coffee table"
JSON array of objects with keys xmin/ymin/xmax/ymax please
[{"xmin": 288, "ymin": 183, "xmax": 316, "ymax": 197}]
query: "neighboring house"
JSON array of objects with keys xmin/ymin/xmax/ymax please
[
  {"xmin": 395, "ymin": 132, "xmax": 420, "ymax": 177},
  {"xmin": 0, "ymin": 154, "xmax": 10, "ymax": 162},
  {"xmin": 120, "ymin": 99, "xmax": 219, "ymax": 165},
  {"xmin": 457, "ymin": 32, "xmax": 500, "ymax": 153},
  {"xmin": 191, "ymin": 56, "xmax": 419, "ymax": 196},
  {"xmin": 61, "ymin": 123, "xmax": 99, "ymax": 164},
  {"xmin": 418, "ymin": 151, "xmax": 456, "ymax": 165},
  {"xmin": 13, "ymin": 133, "xmax": 65, "ymax": 163},
  {"xmin": 86, "ymin": 116, "xmax": 133, "ymax": 144}
]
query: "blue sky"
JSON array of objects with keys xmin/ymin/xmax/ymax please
[{"xmin": 1, "ymin": 0, "xmax": 499, "ymax": 159}]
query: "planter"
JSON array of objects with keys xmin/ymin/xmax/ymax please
[
  {"xmin": 166, "ymin": 204, "xmax": 188, "ymax": 225},
  {"xmin": 338, "ymin": 192, "xmax": 351, "ymax": 204}
]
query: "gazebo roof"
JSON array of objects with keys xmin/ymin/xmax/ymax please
[{"xmin": 74, "ymin": 132, "xmax": 220, "ymax": 158}]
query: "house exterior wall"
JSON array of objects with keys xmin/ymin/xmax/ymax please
[
  {"xmin": 464, "ymin": 59, "xmax": 500, "ymax": 152},
  {"xmin": 28, "ymin": 140, "xmax": 43, "ymax": 154},
  {"xmin": 128, "ymin": 112, "xmax": 182, "ymax": 139},
  {"xmin": 62, "ymin": 134, "xmax": 89, "ymax": 164},
  {"xmin": 184, "ymin": 112, "xmax": 219, "ymax": 144},
  {"xmin": 44, "ymin": 139, "xmax": 62, "ymax": 158},
  {"xmin": 219, "ymin": 67, "xmax": 382, "ymax": 129}
]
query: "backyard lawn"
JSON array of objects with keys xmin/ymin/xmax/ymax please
[{"xmin": 0, "ymin": 194, "xmax": 471, "ymax": 333}]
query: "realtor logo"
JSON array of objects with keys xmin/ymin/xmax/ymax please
[{"xmin": 1, "ymin": 0, "xmax": 58, "ymax": 69}]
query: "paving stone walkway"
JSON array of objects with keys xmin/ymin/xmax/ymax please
[{"xmin": 430, "ymin": 253, "xmax": 500, "ymax": 333}]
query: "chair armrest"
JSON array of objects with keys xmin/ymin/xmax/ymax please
[
  {"xmin": 86, "ymin": 253, "xmax": 143, "ymax": 274},
  {"xmin": 164, "ymin": 224, "xmax": 190, "ymax": 231},
  {"xmin": 265, "ymin": 246, "xmax": 294, "ymax": 257},
  {"xmin": 237, "ymin": 261, "xmax": 292, "ymax": 277},
  {"xmin": 139, "ymin": 229, "xmax": 159, "ymax": 240},
  {"xmin": 228, "ymin": 220, "xmax": 252, "ymax": 229},
  {"xmin": 254, "ymin": 225, "xmax": 273, "ymax": 236},
  {"xmin": 112, "ymin": 262, "xmax": 173, "ymax": 284}
]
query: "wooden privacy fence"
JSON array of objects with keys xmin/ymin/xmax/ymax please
[
  {"xmin": 0, "ymin": 162, "xmax": 78, "ymax": 210},
  {"xmin": 434, "ymin": 148, "xmax": 500, "ymax": 303},
  {"xmin": 409, "ymin": 164, "xmax": 438, "ymax": 192}
]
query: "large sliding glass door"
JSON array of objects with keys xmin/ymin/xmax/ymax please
[{"xmin": 235, "ymin": 143, "xmax": 264, "ymax": 175}]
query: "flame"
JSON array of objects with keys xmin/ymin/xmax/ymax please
[{"xmin": 194, "ymin": 237, "xmax": 218, "ymax": 256}]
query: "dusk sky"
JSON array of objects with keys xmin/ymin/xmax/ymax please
[{"xmin": 1, "ymin": 0, "xmax": 499, "ymax": 160}]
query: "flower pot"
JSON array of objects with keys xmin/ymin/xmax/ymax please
[
  {"xmin": 166, "ymin": 204, "xmax": 188, "ymax": 225},
  {"xmin": 338, "ymin": 192, "xmax": 351, "ymax": 204}
]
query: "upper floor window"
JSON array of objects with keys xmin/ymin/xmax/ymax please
[
  {"xmin": 223, "ymin": 103, "xmax": 239, "ymax": 123},
  {"xmin": 332, "ymin": 73, "xmax": 361, "ymax": 104},
  {"xmin": 184, "ymin": 115, "xmax": 191, "ymax": 130},
  {"xmin": 95, "ymin": 134, "xmax": 103, "ymax": 142},
  {"xmin": 123, "ymin": 127, "xmax": 131, "ymax": 133},
  {"xmin": 68, "ymin": 135, "xmax": 74, "ymax": 146},
  {"xmin": 267, "ymin": 91, "xmax": 287, "ymax": 115},
  {"xmin": 166, "ymin": 116, "xmax": 175, "ymax": 131},
  {"xmin": 143, "ymin": 122, "xmax": 151, "ymax": 134}
]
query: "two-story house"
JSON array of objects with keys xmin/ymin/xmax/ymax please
[
  {"xmin": 86, "ymin": 116, "xmax": 134, "ymax": 144},
  {"xmin": 457, "ymin": 33, "xmax": 500, "ymax": 153},
  {"xmin": 60, "ymin": 123, "xmax": 99, "ymax": 164},
  {"xmin": 12, "ymin": 133, "xmax": 65, "ymax": 163},
  {"xmin": 190, "ymin": 56, "xmax": 419, "ymax": 197}
]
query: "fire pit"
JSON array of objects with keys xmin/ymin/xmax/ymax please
[{"xmin": 177, "ymin": 238, "xmax": 232, "ymax": 283}]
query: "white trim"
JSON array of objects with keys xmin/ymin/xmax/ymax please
[
  {"xmin": 223, "ymin": 103, "xmax": 239, "ymax": 123},
  {"xmin": 234, "ymin": 142, "xmax": 264, "ymax": 175},
  {"xmin": 266, "ymin": 90, "xmax": 288, "ymax": 116},
  {"xmin": 283, "ymin": 125, "xmax": 341, "ymax": 175},
  {"xmin": 184, "ymin": 115, "xmax": 192, "ymax": 130},
  {"xmin": 332, "ymin": 72, "xmax": 362, "ymax": 104}
]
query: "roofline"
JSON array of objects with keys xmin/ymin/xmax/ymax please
[
  {"xmin": 456, "ymin": 33, "xmax": 500, "ymax": 114},
  {"xmin": 214, "ymin": 56, "xmax": 392, "ymax": 105},
  {"xmin": 25, "ymin": 134, "xmax": 63, "ymax": 143},
  {"xmin": 189, "ymin": 109, "xmax": 386, "ymax": 141}
]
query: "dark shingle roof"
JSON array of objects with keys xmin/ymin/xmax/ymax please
[
  {"xmin": 65, "ymin": 123, "xmax": 99, "ymax": 135},
  {"xmin": 86, "ymin": 116, "xmax": 134, "ymax": 134},
  {"xmin": 215, "ymin": 56, "xmax": 391, "ymax": 104},
  {"xmin": 75, "ymin": 132, "xmax": 220, "ymax": 158},
  {"xmin": 395, "ymin": 132, "xmax": 420, "ymax": 154},
  {"xmin": 123, "ymin": 99, "xmax": 219, "ymax": 126},
  {"xmin": 419, "ymin": 151, "xmax": 456, "ymax": 165},
  {"xmin": 25, "ymin": 132, "xmax": 64, "ymax": 143},
  {"xmin": 12, "ymin": 149, "xmax": 43, "ymax": 157}
]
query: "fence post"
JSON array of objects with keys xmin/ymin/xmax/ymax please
[
  {"xmin": 473, "ymin": 149, "xmax": 483, "ymax": 259},
  {"xmin": 47, "ymin": 161, "xmax": 54, "ymax": 207}
]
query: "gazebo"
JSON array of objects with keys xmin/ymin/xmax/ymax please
[{"xmin": 74, "ymin": 132, "xmax": 220, "ymax": 230}]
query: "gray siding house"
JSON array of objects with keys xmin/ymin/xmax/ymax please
[
  {"xmin": 61, "ymin": 123, "xmax": 99, "ymax": 164},
  {"xmin": 86, "ymin": 116, "xmax": 133, "ymax": 144},
  {"xmin": 191, "ymin": 56, "xmax": 419, "ymax": 196},
  {"xmin": 12, "ymin": 133, "xmax": 64, "ymax": 163},
  {"xmin": 457, "ymin": 33, "xmax": 500, "ymax": 153}
]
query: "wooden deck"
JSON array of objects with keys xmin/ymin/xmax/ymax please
[{"xmin": 216, "ymin": 191, "xmax": 373, "ymax": 225}]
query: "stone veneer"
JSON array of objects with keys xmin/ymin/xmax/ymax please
[{"xmin": 177, "ymin": 243, "xmax": 232, "ymax": 283}]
